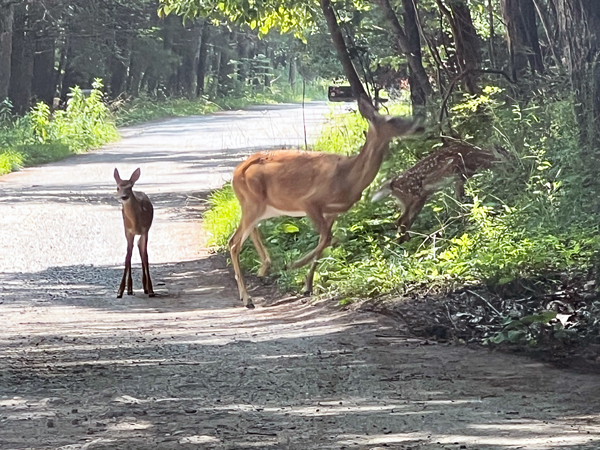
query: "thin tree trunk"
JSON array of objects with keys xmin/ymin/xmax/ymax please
[
  {"xmin": 32, "ymin": 29, "xmax": 56, "ymax": 105},
  {"xmin": 402, "ymin": 0, "xmax": 430, "ymax": 110},
  {"xmin": 8, "ymin": 3, "xmax": 34, "ymax": 114},
  {"xmin": 196, "ymin": 21, "xmax": 210, "ymax": 96},
  {"xmin": 488, "ymin": 0, "xmax": 495, "ymax": 67},
  {"xmin": 109, "ymin": 30, "xmax": 129, "ymax": 98},
  {"xmin": 555, "ymin": 0, "xmax": 600, "ymax": 158},
  {"xmin": 320, "ymin": 0, "xmax": 367, "ymax": 98},
  {"xmin": 0, "ymin": 1, "xmax": 16, "ymax": 100},
  {"xmin": 375, "ymin": 0, "xmax": 432, "ymax": 110},
  {"xmin": 501, "ymin": 0, "xmax": 544, "ymax": 79},
  {"xmin": 179, "ymin": 21, "xmax": 202, "ymax": 98},
  {"xmin": 436, "ymin": 0, "xmax": 481, "ymax": 94}
]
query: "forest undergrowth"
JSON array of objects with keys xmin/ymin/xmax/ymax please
[
  {"xmin": 0, "ymin": 80, "xmax": 119, "ymax": 175},
  {"xmin": 205, "ymin": 84, "xmax": 600, "ymax": 367}
]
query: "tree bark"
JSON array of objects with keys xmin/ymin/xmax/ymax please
[
  {"xmin": 0, "ymin": 1, "xmax": 16, "ymax": 100},
  {"xmin": 436, "ymin": 0, "xmax": 481, "ymax": 94},
  {"xmin": 402, "ymin": 0, "xmax": 430, "ymax": 109},
  {"xmin": 109, "ymin": 31, "xmax": 129, "ymax": 98},
  {"xmin": 196, "ymin": 21, "xmax": 210, "ymax": 96},
  {"xmin": 320, "ymin": 0, "xmax": 367, "ymax": 98},
  {"xmin": 32, "ymin": 29, "xmax": 56, "ymax": 106},
  {"xmin": 375, "ymin": 0, "xmax": 432, "ymax": 110},
  {"xmin": 554, "ymin": 0, "xmax": 600, "ymax": 159},
  {"xmin": 179, "ymin": 21, "xmax": 202, "ymax": 97},
  {"xmin": 501, "ymin": 0, "xmax": 544, "ymax": 79},
  {"xmin": 8, "ymin": 2, "xmax": 34, "ymax": 115}
]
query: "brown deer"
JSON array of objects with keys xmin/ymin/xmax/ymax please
[
  {"xmin": 229, "ymin": 95, "xmax": 423, "ymax": 308},
  {"xmin": 114, "ymin": 168, "xmax": 155, "ymax": 298},
  {"xmin": 372, "ymin": 139, "xmax": 505, "ymax": 242}
]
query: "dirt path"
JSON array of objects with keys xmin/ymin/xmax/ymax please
[{"xmin": 1, "ymin": 103, "xmax": 600, "ymax": 450}]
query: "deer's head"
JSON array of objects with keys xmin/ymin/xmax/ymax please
[
  {"xmin": 358, "ymin": 95, "xmax": 424, "ymax": 141},
  {"xmin": 114, "ymin": 168, "xmax": 141, "ymax": 203}
]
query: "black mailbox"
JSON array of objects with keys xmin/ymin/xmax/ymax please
[{"xmin": 328, "ymin": 86, "xmax": 355, "ymax": 102}]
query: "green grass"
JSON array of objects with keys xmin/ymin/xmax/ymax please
[
  {"xmin": 114, "ymin": 96, "xmax": 220, "ymax": 127},
  {"xmin": 115, "ymin": 81, "xmax": 327, "ymax": 127},
  {"xmin": 0, "ymin": 80, "xmax": 119, "ymax": 176},
  {"xmin": 203, "ymin": 91, "xmax": 600, "ymax": 303}
]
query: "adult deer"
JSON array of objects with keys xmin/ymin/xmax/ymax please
[
  {"xmin": 114, "ymin": 168, "xmax": 155, "ymax": 298},
  {"xmin": 372, "ymin": 139, "xmax": 504, "ymax": 242},
  {"xmin": 229, "ymin": 96, "xmax": 423, "ymax": 308}
]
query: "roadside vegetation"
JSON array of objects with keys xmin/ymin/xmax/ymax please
[
  {"xmin": 205, "ymin": 87, "xmax": 600, "ymax": 361},
  {"xmin": 0, "ymin": 80, "xmax": 119, "ymax": 176}
]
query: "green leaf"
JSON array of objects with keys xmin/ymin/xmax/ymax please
[
  {"xmin": 282, "ymin": 223, "xmax": 300, "ymax": 233},
  {"xmin": 520, "ymin": 311, "xmax": 557, "ymax": 325}
]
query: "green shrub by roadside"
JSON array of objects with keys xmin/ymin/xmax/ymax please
[
  {"xmin": 203, "ymin": 88, "xmax": 600, "ymax": 304},
  {"xmin": 0, "ymin": 79, "xmax": 119, "ymax": 176}
]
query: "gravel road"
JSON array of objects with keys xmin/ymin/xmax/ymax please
[{"xmin": 1, "ymin": 102, "xmax": 599, "ymax": 450}]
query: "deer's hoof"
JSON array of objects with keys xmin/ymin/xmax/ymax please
[
  {"xmin": 302, "ymin": 290, "xmax": 313, "ymax": 298},
  {"xmin": 148, "ymin": 293, "xmax": 155, "ymax": 298},
  {"xmin": 127, "ymin": 291, "xmax": 134, "ymax": 296},
  {"xmin": 117, "ymin": 293, "xmax": 123, "ymax": 299},
  {"xmin": 245, "ymin": 303, "xmax": 255, "ymax": 309}
]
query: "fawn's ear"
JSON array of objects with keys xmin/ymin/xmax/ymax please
[
  {"xmin": 114, "ymin": 168, "xmax": 122, "ymax": 183},
  {"xmin": 130, "ymin": 168, "xmax": 141, "ymax": 184}
]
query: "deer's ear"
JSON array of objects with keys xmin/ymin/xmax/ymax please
[
  {"xmin": 114, "ymin": 168, "xmax": 122, "ymax": 183},
  {"xmin": 130, "ymin": 168, "xmax": 141, "ymax": 184},
  {"xmin": 357, "ymin": 95, "xmax": 378, "ymax": 122}
]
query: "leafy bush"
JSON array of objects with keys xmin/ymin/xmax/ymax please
[
  {"xmin": 204, "ymin": 88, "xmax": 600, "ymax": 309},
  {"xmin": 0, "ymin": 79, "xmax": 119, "ymax": 175}
]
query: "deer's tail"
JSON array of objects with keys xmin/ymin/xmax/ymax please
[{"xmin": 371, "ymin": 180, "xmax": 393, "ymax": 202}]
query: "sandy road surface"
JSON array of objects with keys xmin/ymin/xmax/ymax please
[{"xmin": 1, "ymin": 103, "xmax": 600, "ymax": 450}]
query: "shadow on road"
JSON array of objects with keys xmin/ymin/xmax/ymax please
[{"xmin": 1, "ymin": 294, "xmax": 599, "ymax": 450}]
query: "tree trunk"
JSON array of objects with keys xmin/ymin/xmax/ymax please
[
  {"xmin": 555, "ymin": 0, "xmax": 600, "ymax": 160},
  {"xmin": 0, "ymin": 1, "xmax": 15, "ymax": 100},
  {"xmin": 8, "ymin": 3, "xmax": 34, "ymax": 114},
  {"xmin": 436, "ymin": 0, "xmax": 481, "ymax": 94},
  {"xmin": 217, "ymin": 30, "xmax": 233, "ymax": 97},
  {"xmin": 375, "ymin": 0, "xmax": 432, "ymax": 110},
  {"xmin": 109, "ymin": 31, "xmax": 129, "ymax": 98},
  {"xmin": 32, "ymin": 29, "xmax": 56, "ymax": 106},
  {"xmin": 401, "ymin": 0, "xmax": 430, "ymax": 110},
  {"xmin": 196, "ymin": 21, "xmax": 210, "ymax": 96},
  {"xmin": 179, "ymin": 22, "xmax": 202, "ymax": 98},
  {"xmin": 501, "ymin": 0, "xmax": 544, "ymax": 79},
  {"xmin": 320, "ymin": 0, "xmax": 367, "ymax": 98},
  {"xmin": 236, "ymin": 30, "xmax": 249, "ymax": 84}
]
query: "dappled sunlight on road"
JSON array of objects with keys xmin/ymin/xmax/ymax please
[{"xmin": 2, "ymin": 105, "xmax": 600, "ymax": 449}]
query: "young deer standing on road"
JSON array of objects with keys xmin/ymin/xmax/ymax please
[
  {"xmin": 114, "ymin": 168, "xmax": 155, "ymax": 298},
  {"xmin": 229, "ymin": 95, "xmax": 422, "ymax": 308},
  {"xmin": 372, "ymin": 139, "xmax": 504, "ymax": 242}
]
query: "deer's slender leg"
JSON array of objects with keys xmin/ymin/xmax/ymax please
[
  {"xmin": 398, "ymin": 196, "xmax": 428, "ymax": 243},
  {"xmin": 126, "ymin": 236, "xmax": 134, "ymax": 295},
  {"xmin": 118, "ymin": 233, "xmax": 135, "ymax": 298},
  {"xmin": 229, "ymin": 204, "xmax": 264, "ymax": 308},
  {"xmin": 139, "ymin": 233, "xmax": 154, "ymax": 297},
  {"xmin": 302, "ymin": 214, "xmax": 336, "ymax": 295},
  {"xmin": 250, "ymin": 228, "xmax": 271, "ymax": 277},
  {"xmin": 138, "ymin": 237, "xmax": 147, "ymax": 293},
  {"xmin": 289, "ymin": 212, "xmax": 332, "ymax": 270},
  {"xmin": 303, "ymin": 260, "xmax": 320, "ymax": 296},
  {"xmin": 454, "ymin": 176, "xmax": 466, "ymax": 200}
]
